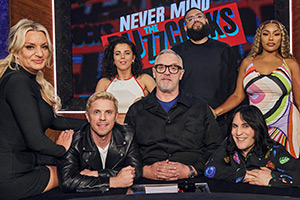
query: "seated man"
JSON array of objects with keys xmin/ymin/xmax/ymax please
[
  {"xmin": 57, "ymin": 91, "xmax": 142, "ymax": 193},
  {"xmin": 125, "ymin": 49, "xmax": 220, "ymax": 181}
]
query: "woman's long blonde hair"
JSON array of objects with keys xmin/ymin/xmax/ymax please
[
  {"xmin": 250, "ymin": 20, "xmax": 292, "ymax": 59},
  {"xmin": 0, "ymin": 19, "xmax": 61, "ymax": 111}
]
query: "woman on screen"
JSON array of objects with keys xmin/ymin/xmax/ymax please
[{"xmin": 96, "ymin": 37, "xmax": 156, "ymax": 124}]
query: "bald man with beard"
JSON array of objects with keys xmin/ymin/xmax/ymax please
[{"xmin": 172, "ymin": 7, "xmax": 239, "ymax": 140}]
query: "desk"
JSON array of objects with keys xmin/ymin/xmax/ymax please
[{"xmin": 26, "ymin": 176, "xmax": 300, "ymax": 200}]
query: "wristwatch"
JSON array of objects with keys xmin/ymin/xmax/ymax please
[{"xmin": 188, "ymin": 165, "xmax": 196, "ymax": 178}]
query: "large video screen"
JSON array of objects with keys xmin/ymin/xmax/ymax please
[{"xmin": 55, "ymin": 0, "xmax": 288, "ymax": 111}]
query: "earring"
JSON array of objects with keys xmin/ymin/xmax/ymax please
[{"xmin": 14, "ymin": 56, "xmax": 19, "ymax": 70}]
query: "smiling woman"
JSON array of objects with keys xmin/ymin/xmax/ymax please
[
  {"xmin": 213, "ymin": 20, "xmax": 300, "ymax": 158},
  {"xmin": 14, "ymin": 31, "xmax": 49, "ymax": 75},
  {"xmin": 0, "ymin": 19, "xmax": 85, "ymax": 199},
  {"xmin": 204, "ymin": 105, "xmax": 300, "ymax": 188},
  {"xmin": 95, "ymin": 37, "xmax": 156, "ymax": 124}
]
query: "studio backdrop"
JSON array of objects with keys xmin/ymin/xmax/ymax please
[{"xmin": 54, "ymin": 0, "xmax": 288, "ymax": 111}]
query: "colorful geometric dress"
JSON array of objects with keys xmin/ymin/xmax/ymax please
[{"xmin": 243, "ymin": 59, "xmax": 300, "ymax": 158}]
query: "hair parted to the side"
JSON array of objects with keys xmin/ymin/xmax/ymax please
[
  {"xmin": 226, "ymin": 105, "xmax": 276, "ymax": 156},
  {"xmin": 154, "ymin": 49, "xmax": 183, "ymax": 68},
  {"xmin": 86, "ymin": 91, "xmax": 119, "ymax": 113},
  {"xmin": 250, "ymin": 20, "xmax": 292, "ymax": 59},
  {"xmin": 100, "ymin": 36, "xmax": 143, "ymax": 80},
  {"xmin": 0, "ymin": 19, "xmax": 61, "ymax": 111}
]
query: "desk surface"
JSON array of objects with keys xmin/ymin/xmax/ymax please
[{"xmin": 26, "ymin": 176, "xmax": 300, "ymax": 200}]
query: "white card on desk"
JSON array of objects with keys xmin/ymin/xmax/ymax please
[{"xmin": 144, "ymin": 184, "xmax": 178, "ymax": 194}]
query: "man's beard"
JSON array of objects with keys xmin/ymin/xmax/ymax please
[
  {"xmin": 157, "ymin": 78, "xmax": 177, "ymax": 94},
  {"xmin": 187, "ymin": 23, "xmax": 211, "ymax": 41},
  {"xmin": 157, "ymin": 82, "xmax": 176, "ymax": 93}
]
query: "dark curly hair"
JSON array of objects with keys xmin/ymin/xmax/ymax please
[
  {"xmin": 100, "ymin": 37, "xmax": 143, "ymax": 80},
  {"xmin": 226, "ymin": 105, "xmax": 276, "ymax": 156}
]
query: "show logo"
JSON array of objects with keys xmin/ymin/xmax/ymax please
[
  {"xmin": 100, "ymin": 2, "xmax": 245, "ymax": 69},
  {"xmin": 119, "ymin": 0, "xmax": 211, "ymax": 31},
  {"xmin": 101, "ymin": 2, "xmax": 245, "ymax": 69}
]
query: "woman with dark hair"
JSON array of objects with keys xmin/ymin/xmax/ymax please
[
  {"xmin": 213, "ymin": 20, "xmax": 300, "ymax": 158},
  {"xmin": 96, "ymin": 37, "xmax": 155, "ymax": 123},
  {"xmin": 204, "ymin": 105, "xmax": 300, "ymax": 188}
]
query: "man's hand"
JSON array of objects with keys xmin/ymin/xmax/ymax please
[
  {"xmin": 143, "ymin": 160, "xmax": 176, "ymax": 180},
  {"xmin": 167, "ymin": 161, "xmax": 193, "ymax": 180},
  {"xmin": 110, "ymin": 166, "xmax": 135, "ymax": 188},
  {"xmin": 80, "ymin": 169, "xmax": 98, "ymax": 177},
  {"xmin": 243, "ymin": 167, "xmax": 272, "ymax": 186},
  {"xmin": 243, "ymin": 170, "xmax": 255, "ymax": 182},
  {"xmin": 143, "ymin": 160, "xmax": 193, "ymax": 181}
]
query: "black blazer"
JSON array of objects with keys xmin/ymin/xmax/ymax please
[{"xmin": 57, "ymin": 122, "xmax": 142, "ymax": 193}]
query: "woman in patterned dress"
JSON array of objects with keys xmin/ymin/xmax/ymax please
[{"xmin": 213, "ymin": 20, "xmax": 300, "ymax": 158}]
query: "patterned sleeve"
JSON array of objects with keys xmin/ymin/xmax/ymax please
[
  {"xmin": 204, "ymin": 142, "xmax": 246, "ymax": 183},
  {"xmin": 269, "ymin": 145, "xmax": 300, "ymax": 187}
]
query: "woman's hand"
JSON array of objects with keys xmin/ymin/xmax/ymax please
[
  {"xmin": 56, "ymin": 129, "xmax": 74, "ymax": 151},
  {"xmin": 243, "ymin": 167, "xmax": 272, "ymax": 186}
]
